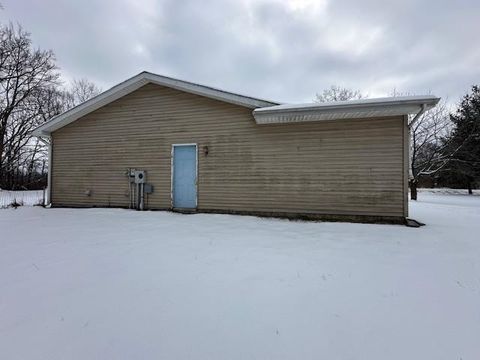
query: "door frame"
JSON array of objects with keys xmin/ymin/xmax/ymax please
[{"xmin": 171, "ymin": 143, "xmax": 198, "ymax": 209}]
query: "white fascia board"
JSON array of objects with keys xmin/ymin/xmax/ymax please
[
  {"xmin": 254, "ymin": 95, "xmax": 440, "ymax": 113},
  {"xmin": 32, "ymin": 74, "xmax": 149, "ymax": 136},
  {"xmin": 144, "ymin": 72, "xmax": 278, "ymax": 109},
  {"xmin": 253, "ymin": 96, "xmax": 441, "ymax": 124},
  {"xmin": 33, "ymin": 71, "xmax": 279, "ymax": 136}
]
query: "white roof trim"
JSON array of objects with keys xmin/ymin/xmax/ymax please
[
  {"xmin": 253, "ymin": 95, "xmax": 441, "ymax": 124},
  {"xmin": 33, "ymin": 71, "xmax": 279, "ymax": 135}
]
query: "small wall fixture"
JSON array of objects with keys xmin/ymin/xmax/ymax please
[{"xmin": 203, "ymin": 145, "xmax": 209, "ymax": 156}]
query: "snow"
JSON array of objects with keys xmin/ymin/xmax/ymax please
[
  {"xmin": 0, "ymin": 189, "xmax": 44, "ymax": 208},
  {"xmin": 1, "ymin": 193, "xmax": 479, "ymax": 360},
  {"xmin": 419, "ymin": 187, "xmax": 480, "ymax": 196},
  {"xmin": 254, "ymin": 95, "xmax": 439, "ymax": 112}
]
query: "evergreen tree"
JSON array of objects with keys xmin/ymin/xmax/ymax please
[{"xmin": 446, "ymin": 86, "xmax": 480, "ymax": 193}]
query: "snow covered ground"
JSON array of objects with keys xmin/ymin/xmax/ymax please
[
  {"xmin": 1, "ymin": 192, "xmax": 479, "ymax": 360},
  {"xmin": 419, "ymin": 187, "xmax": 480, "ymax": 196}
]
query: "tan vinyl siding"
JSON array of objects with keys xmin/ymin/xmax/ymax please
[{"xmin": 51, "ymin": 83, "xmax": 406, "ymax": 218}]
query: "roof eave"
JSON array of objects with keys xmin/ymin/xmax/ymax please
[
  {"xmin": 32, "ymin": 71, "xmax": 279, "ymax": 135},
  {"xmin": 33, "ymin": 74, "xmax": 150, "ymax": 135},
  {"xmin": 253, "ymin": 97, "xmax": 441, "ymax": 124},
  {"xmin": 143, "ymin": 71, "xmax": 277, "ymax": 109}
]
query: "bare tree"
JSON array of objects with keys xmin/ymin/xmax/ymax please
[
  {"xmin": 0, "ymin": 23, "xmax": 59, "ymax": 189},
  {"xmin": 0, "ymin": 23, "xmax": 101, "ymax": 190},
  {"xmin": 22, "ymin": 86, "xmax": 65, "ymax": 188},
  {"xmin": 315, "ymin": 85, "xmax": 366, "ymax": 102},
  {"xmin": 61, "ymin": 78, "xmax": 101, "ymax": 111},
  {"xmin": 409, "ymin": 100, "xmax": 454, "ymax": 200}
]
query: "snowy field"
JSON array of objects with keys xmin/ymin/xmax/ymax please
[{"xmin": 1, "ymin": 192, "xmax": 479, "ymax": 360}]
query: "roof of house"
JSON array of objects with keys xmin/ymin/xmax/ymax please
[
  {"xmin": 252, "ymin": 95, "xmax": 440, "ymax": 124},
  {"xmin": 33, "ymin": 71, "xmax": 279, "ymax": 136},
  {"xmin": 33, "ymin": 71, "xmax": 440, "ymax": 136}
]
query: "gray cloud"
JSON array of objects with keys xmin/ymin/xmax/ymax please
[{"xmin": 1, "ymin": 0, "xmax": 479, "ymax": 105}]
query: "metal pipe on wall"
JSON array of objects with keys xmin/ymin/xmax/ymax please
[
  {"xmin": 139, "ymin": 183, "xmax": 145, "ymax": 210},
  {"xmin": 38, "ymin": 136, "xmax": 52, "ymax": 206},
  {"xmin": 126, "ymin": 168, "xmax": 147, "ymax": 210}
]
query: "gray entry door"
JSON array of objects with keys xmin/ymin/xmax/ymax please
[{"xmin": 172, "ymin": 145, "xmax": 197, "ymax": 209}]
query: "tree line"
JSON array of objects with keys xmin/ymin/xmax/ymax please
[
  {"xmin": 316, "ymin": 85, "xmax": 480, "ymax": 199},
  {"xmin": 0, "ymin": 23, "xmax": 100, "ymax": 190}
]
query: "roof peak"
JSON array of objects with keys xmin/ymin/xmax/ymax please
[{"xmin": 33, "ymin": 71, "xmax": 279, "ymax": 135}]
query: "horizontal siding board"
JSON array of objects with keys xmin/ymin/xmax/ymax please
[{"xmin": 51, "ymin": 83, "xmax": 406, "ymax": 217}]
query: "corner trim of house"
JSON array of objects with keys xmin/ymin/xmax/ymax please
[{"xmin": 403, "ymin": 114, "xmax": 409, "ymax": 217}]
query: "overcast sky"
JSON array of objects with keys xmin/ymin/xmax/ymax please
[{"xmin": 1, "ymin": 0, "xmax": 479, "ymax": 105}]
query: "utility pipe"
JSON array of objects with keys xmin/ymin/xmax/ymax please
[
  {"xmin": 408, "ymin": 104, "xmax": 428, "ymax": 128},
  {"xmin": 38, "ymin": 135, "xmax": 52, "ymax": 206}
]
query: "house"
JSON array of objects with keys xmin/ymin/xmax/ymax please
[{"xmin": 33, "ymin": 71, "xmax": 439, "ymax": 223}]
